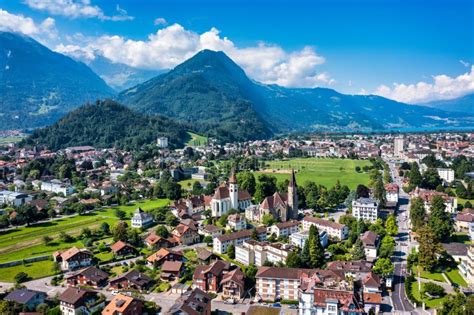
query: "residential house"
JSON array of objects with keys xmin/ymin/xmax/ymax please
[
  {"xmin": 411, "ymin": 188, "xmax": 458, "ymax": 213},
  {"xmin": 360, "ymin": 231, "xmax": 380, "ymax": 262},
  {"xmin": 59, "ymin": 288, "xmax": 105, "ymax": 315},
  {"xmin": 0, "ymin": 190, "xmax": 32, "ymax": 206},
  {"xmin": 326, "ymin": 261, "xmax": 373, "ymax": 280},
  {"xmin": 226, "ymin": 213, "xmax": 247, "ymax": 231},
  {"xmin": 144, "ymin": 232, "xmax": 177, "ymax": 249},
  {"xmin": 193, "ymin": 260, "xmax": 231, "ymax": 293},
  {"xmin": 53, "ymin": 247, "xmax": 93, "ymax": 271},
  {"xmin": 130, "ymin": 208, "xmax": 154, "ymax": 228},
  {"xmin": 302, "ymin": 216, "xmax": 348, "ymax": 240},
  {"xmin": 41, "ymin": 179, "xmax": 75, "ymax": 196},
  {"xmin": 455, "ymin": 208, "xmax": 474, "ymax": 240},
  {"xmin": 161, "ymin": 261, "xmax": 184, "ymax": 281},
  {"xmin": 172, "ymin": 222, "xmax": 200, "ymax": 245},
  {"xmin": 213, "ymin": 227, "xmax": 267, "ymax": 254},
  {"xmin": 385, "ymin": 183, "xmax": 399, "ymax": 205},
  {"xmin": 110, "ymin": 241, "xmax": 136, "ymax": 257},
  {"xmin": 108, "ymin": 269, "xmax": 154, "ymax": 292},
  {"xmin": 289, "ymin": 230, "xmax": 328, "ymax": 249},
  {"xmin": 65, "ymin": 266, "xmax": 109, "ymax": 288},
  {"xmin": 168, "ymin": 288, "xmax": 212, "ymax": 315},
  {"xmin": 102, "ymin": 294, "xmax": 143, "ymax": 315},
  {"xmin": 5, "ymin": 289, "xmax": 46, "ymax": 311},
  {"xmin": 198, "ymin": 224, "xmax": 223, "ymax": 238},
  {"xmin": 221, "ymin": 268, "xmax": 246, "ymax": 300},
  {"xmin": 235, "ymin": 240, "xmax": 294, "ymax": 266},
  {"xmin": 147, "ymin": 248, "xmax": 183, "ymax": 267},
  {"xmin": 352, "ymin": 198, "xmax": 379, "ymax": 223},
  {"xmin": 268, "ymin": 220, "xmax": 300, "ymax": 238}
]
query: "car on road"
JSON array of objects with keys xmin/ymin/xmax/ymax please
[
  {"xmin": 289, "ymin": 305, "xmax": 298, "ymax": 309},
  {"xmin": 272, "ymin": 303, "xmax": 281, "ymax": 308},
  {"xmin": 111, "ymin": 290, "xmax": 119, "ymax": 295}
]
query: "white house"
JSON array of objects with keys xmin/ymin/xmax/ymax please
[
  {"xmin": 268, "ymin": 220, "xmax": 300, "ymax": 238},
  {"xmin": 131, "ymin": 208, "xmax": 154, "ymax": 228},
  {"xmin": 385, "ymin": 183, "xmax": 399, "ymax": 204},
  {"xmin": 360, "ymin": 231, "xmax": 380, "ymax": 262},
  {"xmin": 213, "ymin": 227, "xmax": 267, "ymax": 254},
  {"xmin": 289, "ymin": 230, "xmax": 328, "ymax": 248},
  {"xmin": 157, "ymin": 137, "xmax": 169, "ymax": 148},
  {"xmin": 0, "ymin": 190, "xmax": 32, "ymax": 207},
  {"xmin": 41, "ymin": 180, "xmax": 75, "ymax": 196},
  {"xmin": 302, "ymin": 216, "xmax": 349, "ymax": 240},
  {"xmin": 226, "ymin": 213, "xmax": 247, "ymax": 231},
  {"xmin": 352, "ymin": 198, "xmax": 379, "ymax": 223},
  {"xmin": 235, "ymin": 240, "xmax": 294, "ymax": 266}
]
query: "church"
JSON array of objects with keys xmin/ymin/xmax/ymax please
[
  {"xmin": 210, "ymin": 170, "xmax": 252, "ymax": 217},
  {"xmin": 258, "ymin": 170, "xmax": 298, "ymax": 222}
]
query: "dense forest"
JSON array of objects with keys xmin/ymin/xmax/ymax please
[{"xmin": 24, "ymin": 100, "xmax": 191, "ymax": 150}]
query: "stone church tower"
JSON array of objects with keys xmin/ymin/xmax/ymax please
[{"xmin": 287, "ymin": 169, "xmax": 298, "ymax": 219}]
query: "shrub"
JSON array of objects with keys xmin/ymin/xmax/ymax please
[{"xmin": 422, "ymin": 282, "xmax": 445, "ymax": 298}]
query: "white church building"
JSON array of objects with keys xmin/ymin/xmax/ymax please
[{"xmin": 210, "ymin": 170, "xmax": 252, "ymax": 217}]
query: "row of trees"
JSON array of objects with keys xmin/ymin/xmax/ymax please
[{"xmin": 410, "ymin": 195, "xmax": 453, "ymax": 241}]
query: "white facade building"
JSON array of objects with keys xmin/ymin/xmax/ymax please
[
  {"xmin": 437, "ymin": 168, "xmax": 455, "ymax": 184},
  {"xmin": 156, "ymin": 137, "xmax": 169, "ymax": 148},
  {"xmin": 268, "ymin": 220, "xmax": 300, "ymax": 238},
  {"xmin": 302, "ymin": 217, "xmax": 349, "ymax": 240},
  {"xmin": 0, "ymin": 190, "xmax": 32, "ymax": 207},
  {"xmin": 352, "ymin": 198, "xmax": 379, "ymax": 223},
  {"xmin": 131, "ymin": 208, "xmax": 154, "ymax": 228},
  {"xmin": 235, "ymin": 240, "xmax": 294, "ymax": 266},
  {"xmin": 210, "ymin": 171, "xmax": 252, "ymax": 217},
  {"xmin": 394, "ymin": 137, "xmax": 404, "ymax": 156},
  {"xmin": 41, "ymin": 180, "xmax": 75, "ymax": 196},
  {"xmin": 289, "ymin": 230, "xmax": 328, "ymax": 248},
  {"xmin": 213, "ymin": 227, "xmax": 267, "ymax": 254},
  {"xmin": 226, "ymin": 213, "xmax": 247, "ymax": 231}
]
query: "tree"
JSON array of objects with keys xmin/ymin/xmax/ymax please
[
  {"xmin": 192, "ymin": 181, "xmax": 203, "ymax": 196},
  {"xmin": 385, "ymin": 215, "xmax": 398, "ymax": 236},
  {"xmin": 155, "ymin": 225, "xmax": 169, "ymax": 238},
  {"xmin": 14, "ymin": 271, "xmax": 29, "ymax": 283},
  {"xmin": 355, "ymin": 184, "xmax": 370, "ymax": 198},
  {"xmin": 59, "ymin": 231, "xmax": 75, "ymax": 243},
  {"xmin": 112, "ymin": 221, "xmax": 128, "ymax": 242},
  {"xmin": 379, "ymin": 235, "xmax": 395, "ymax": 258},
  {"xmin": 251, "ymin": 228, "xmax": 258, "ymax": 240},
  {"xmin": 100, "ymin": 222, "xmax": 110, "ymax": 235},
  {"xmin": 43, "ymin": 235, "xmax": 53, "ymax": 245},
  {"xmin": 227, "ymin": 244, "xmax": 235, "ymax": 259},
  {"xmin": 262, "ymin": 214, "xmax": 275, "ymax": 226},
  {"xmin": 409, "ymin": 163, "xmax": 422, "ymax": 188},
  {"xmin": 373, "ymin": 177, "xmax": 386, "ymax": 206},
  {"xmin": 422, "ymin": 168, "xmax": 442, "ymax": 189},
  {"xmin": 417, "ymin": 225, "xmax": 441, "ymax": 271},
  {"xmin": 352, "ymin": 238, "xmax": 366, "ymax": 260},
  {"xmin": 254, "ymin": 174, "xmax": 277, "ymax": 203},
  {"xmin": 165, "ymin": 212, "xmax": 179, "ymax": 227},
  {"xmin": 203, "ymin": 235, "xmax": 213, "ymax": 244},
  {"xmin": 439, "ymin": 294, "xmax": 472, "ymax": 315},
  {"xmin": 428, "ymin": 195, "xmax": 453, "ymax": 241},
  {"xmin": 422, "ymin": 282, "xmax": 445, "ymax": 298},
  {"xmin": 237, "ymin": 171, "xmax": 256, "ymax": 195},
  {"xmin": 244, "ymin": 264, "xmax": 258, "ymax": 289},
  {"xmin": 114, "ymin": 208, "xmax": 126, "ymax": 220},
  {"xmin": 308, "ymin": 225, "xmax": 325, "ymax": 268},
  {"xmin": 409, "ymin": 197, "xmax": 426, "ymax": 230},
  {"xmin": 286, "ymin": 250, "xmax": 302, "ymax": 268},
  {"xmin": 373, "ymin": 258, "xmax": 394, "ymax": 277}
]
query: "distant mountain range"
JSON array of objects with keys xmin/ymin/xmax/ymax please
[
  {"xmin": 421, "ymin": 93, "xmax": 474, "ymax": 114},
  {"xmin": 25, "ymin": 100, "xmax": 190, "ymax": 150},
  {"xmin": 0, "ymin": 32, "xmax": 114, "ymax": 130},
  {"xmin": 2, "ymin": 31, "xmax": 474, "ymax": 143}
]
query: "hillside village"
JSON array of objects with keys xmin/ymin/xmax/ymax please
[{"xmin": 0, "ymin": 132, "xmax": 472, "ymax": 314}]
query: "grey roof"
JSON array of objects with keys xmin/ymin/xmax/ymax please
[
  {"xmin": 442, "ymin": 242, "xmax": 468, "ymax": 256},
  {"xmin": 5, "ymin": 289, "xmax": 45, "ymax": 304}
]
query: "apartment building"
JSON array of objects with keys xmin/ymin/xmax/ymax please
[
  {"xmin": 352, "ymin": 198, "xmax": 379, "ymax": 223},
  {"xmin": 41, "ymin": 179, "xmax": 75, "ymax": 196},
  {"xmin": 0, "ymin": 190, "xmax": 32, "ymax": 206},
  {"xmin": 255, "ymin": 267, "xmax": 304, "ymax": 302},
  {"xmin": 235, "ymin": 240, "xmax": 294, "ymax": 266},
  {"xmin": 268, "ymin": 220, "xmax": 300, "ymax": 238},
  {"xmin": 360, "ymin": 231, "xmax": 380, "ymax": 262},
  {"xmin": 437, "ymin": 168, "xmax": 455, "ymax": 184},
  {"xmin": 289, "ymin": 230, "xmax": 328, "ymax": 248},
  {"xmin": 460, "ymin": 245, "xmax": 474, "ymax": 287},
  {"xmin": 302, "ymin": 216, "xmax": 348, "ymax": 240},
  {"xmin": 213, "ymin": 227, "xmax": 267, "ymax": 254}
]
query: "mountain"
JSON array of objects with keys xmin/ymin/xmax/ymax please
[
  {"xmin": 25, "ymin": 100, "xmax": 190, "ymax": 150},
  {"xmin": 420, "ymin": 93, "xmax": 474, "ymax": 114},
  {"xmin": 119, "ymin": 50, "xmax": 474, "ymax": 137},
  {"xmin": 77, "ymin": 55, "xmax": 162, "ymax": 91},
  {"xmin": 0, "ymin": 32, "xmax": 114, "ymax": 130}
]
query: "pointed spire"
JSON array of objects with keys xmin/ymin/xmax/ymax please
[
  {"xmin": 229, "ymin": 167, "xmax": 237, "ymax": 184},
  {"xmin": 289, "ymin": 168, "xmax": 297, "ymax": 187}
]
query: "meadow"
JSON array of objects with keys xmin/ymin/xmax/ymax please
[
  {"xmin": 0, "ymin": 198, "xmax": 169, "ymax": 282},
  {"xmin": 186, "ymin": 132, "xmax": 208, "ymax": 147},
  {"xmin": 257, "ymin": 158, "xmax": 372, "ymax": 189}
]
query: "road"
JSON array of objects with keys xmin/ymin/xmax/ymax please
[{"xmin": 387, "ymin": 161, "xmax": 418, "ymax": 314}]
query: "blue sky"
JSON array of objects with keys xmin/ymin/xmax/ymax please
[{"xmin": 0, "ymin": 0, "xmax": 473, "ymax": 103}]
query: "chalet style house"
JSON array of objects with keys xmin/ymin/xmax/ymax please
[
  {"xmin": 109, "ymin": 269, "xmax": 154, "ymax": 292},
  {"xmin": 65, "ymin": 266, "xmax": 109, "ymax": 288},
  {"xmin": 53, "ymin": 247, "xmax": 93, "ymax": 271}
]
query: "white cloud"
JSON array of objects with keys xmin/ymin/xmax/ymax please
[
  {"xmin": 154, "ymin": 17, "xmax": 167, "ymax": 26},
  {"xmin": 55, "ymin": 23, "xmax": 332, "ymax": 88},
  {"xmin": 0, "ymin": 9, "xmax": 57, "ymax": 39},
  {"xmin": 375, "ymin": 66, "xmax": 474, "ymax": 103},
  {"xmin": 24, "ymin": 0, "xmax": 133, "ymax": 21}
]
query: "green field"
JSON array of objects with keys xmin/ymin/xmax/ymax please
[
  {"xmin": 411, "ymin": 282, "xmax": 447, "ymax": 309},
  {"xmin": 0, "ymin": 199, "xmax": 169, "ymax": 265},
  {"xmin": 0, "ymin": 136, "xmax": 24, "ymax": 145},
  {"xmin": 412, "ymin": 266, "xmax": 446, "ymax": 282},
  {"xmin": 186, "ymin": 132, "xmax": 208, "ymax": 147},
  {"xmin": 178, "ymin": 179, "xmax": 201, "ymax": 189},
  {"xmin": 257, "ymin": 158, "xmax": 372, "ymax": 189},
  {"xmin": 445, "ymin": 269, "xmax": 468, "ymax": 287},
  {"xmin": 0, "ymin": 260, "xmax": 57, "ymax": 283},
  {"xmin": 457, "ymin": 198, "xmax": 474, "ymax": 207}
]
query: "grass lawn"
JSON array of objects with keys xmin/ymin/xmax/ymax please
[
  {"xmin": 445, "ymin": 269, "xmax": 468, "ymax": 287},
  {"xmin": 0, "ymin": 199, "xmax": 169, "ymax": 264},
  {"xmin": 458, "ymin": 197, "xmax": 474, "ymax": 207},
  {"xmin": 186, "ymin": 132, "xmax": 208, "ymax": 147},
  {"xmin": 110, "ymin": 266, "xmax": 125, "ymax": 276},
  {"xmin": 257, "ymin": 158, "xmax": 372, "ymax": 189},
  {"xmin": 178, "ymin": 179, "xmax": 202, "ymax": 190},
  {"xmin": 412, "ymin": 266, "xmax": 446, "ymax": 283},
  {"xmin": 0, "ymin": 136, "xmax": 24, "ymax": 145},
  {"xmin": 0, "ymin": 260, "xmax": 58, "ymax": 282},
  {"xmin": 183, "ymin": 249, "xmax": 198, "ymax": 263},
  {"xmin": 410, "ymin": 281, "xmax": 447, "ymax": 309},
  {"xmin": 95, "ymin": 251, "xmax": 114, "ymax": 263}
]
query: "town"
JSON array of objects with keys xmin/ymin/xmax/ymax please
[{"xmin": 0, "ymin": 131, "xmax": 472, "ymax": 314}]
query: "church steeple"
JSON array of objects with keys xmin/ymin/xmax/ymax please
[
  {"xmin": 229, "ymin": 168, "xmax": 239, "ymax": 210},
  {"xmin": 287, "ymin": 169, "xmax": 298, "ymax": 219}
]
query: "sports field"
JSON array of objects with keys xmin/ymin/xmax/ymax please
[{"xmin": 257, "ymin": 158, "xmax": 372, "ymax": 189}]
